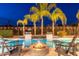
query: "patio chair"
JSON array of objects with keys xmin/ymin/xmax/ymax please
[
  {"xmin": 0, "ymin": 38, "xmax": 10, "ymax": 56},
  {"xmin": 76, "ymin": 43, "xmax": 79, "ymax": 51},
  {"xmin": 55, "ymin": 35, "xmax": 77, "ymax": 56},
  {"xmin": 9, "ymin": 40, "xmax": 21, "ymax": 56}
]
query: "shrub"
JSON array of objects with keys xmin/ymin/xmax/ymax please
[
  {"xmin": 57, "ymin": 30, "xmax": 67, "ymax": 37},
  {"xmin": 0, "ymin": 30, "xmax": 13, "ymax": 37}
]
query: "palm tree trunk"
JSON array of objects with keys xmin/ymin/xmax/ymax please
[
  {"xmin": 63, "ymin": 22, "xmax": 66, "ymax": 31},
  {"xmin": 23, "ymin": 24, "xmax": 25, "ymax": 36},
  {"xmin": 77, "ymin": 23, "xmax": 79, "ymax": 34},
  {"xmin": 17, "ymin": 24, "xmax": 19, "ymax": 36},
  {"xmin": 34, "ymin": 22, "xmax": 36, "ymax": 35},
  {"xmin": 41, "ymin": 16, "xmax": 43, "ymax": 35},
  {"xmin": 4, "ymin": 41, "xmax": 10, "ymax": 55},
  {"xmin": 52, "ymin": 22, "xmax": 54, "ymax": 36}
]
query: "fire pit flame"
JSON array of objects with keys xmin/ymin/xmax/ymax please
[
  {"xmin": 29, "ymin": 40, "xmax": 49, "ymax": 56},
  {"xmin": 35, "ymin": 40, "xmax": 44, "ymax": 49}
]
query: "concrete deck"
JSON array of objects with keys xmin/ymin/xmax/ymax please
[
  {"xmin": 20, "ymin": 48, "xmax": 79, "ymax": 56},
  {"xmin": 20, "ymin": 48, "xmax": 57, "ymax": 56}
]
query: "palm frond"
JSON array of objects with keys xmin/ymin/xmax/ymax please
[
  {"xmin": 41, "ymin": 10, "xmax": 51, "ymax": 17},
  {"xmin": 51, "ymin": 13, "xmax": 58, "ymax": 22},
  {"xmin": 54, "ymin": 8, "xmax": 63, "ymax": 14},
  {"xmin": 24, "ymin": 14, "xmax": 30, "ymax": 19},
  {"xmin": 30, "ymin": 6, "xmax": 39, "ymax": 13},
  {"xmin": 17, "ymin": 20, "xmax": 23, "ymax": 25},
  {"xmin": 51, "ymin": 8, "xmax": 67, "ymax": 24},
  {"xmin": 30, "ymin": 14, "xmax": 39, "ymax": 23},
  {"xmin": 39, "ymin": 3, "xmax": 48, "ymax": 10},
  {"xmin": 76, "ymin": 10, "xmax": 79, "ymax": 20},
  {"xmin": 58, "ymin": 13, "xmax": 67, "ymax": 24},
  {"xmin": 47, "ymin": 3, "xmax": 56, "ymax": 11},
  {"xmin": 23, "ymin": 18, "xmax": 28, "ymax": 25}
]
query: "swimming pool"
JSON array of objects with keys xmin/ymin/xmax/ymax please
[{"xmin": 0, "ymin": 38, "xmax": 79, "ymax": 54}]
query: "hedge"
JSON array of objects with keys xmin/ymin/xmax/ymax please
[{"xmin": 0, "ymin": 30, "xmax": 13, "ymax": 37}]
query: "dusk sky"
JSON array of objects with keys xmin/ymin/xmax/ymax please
[{"xmin": 0, "ymin": 3, "xmax": 79, "ymax": 26}]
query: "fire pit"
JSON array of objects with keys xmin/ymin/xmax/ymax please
[{"xmin": 29, "ymin": 41, "xmax": 49, "ymax": 56}]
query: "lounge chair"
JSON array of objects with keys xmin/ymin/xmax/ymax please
[
  {"xmin": 0, "ymin": 38, "xmax": 10, "ymax": 56},
  {"xmin": 55, "ymin": 35, "xmax": 77, "ymax": 56}
]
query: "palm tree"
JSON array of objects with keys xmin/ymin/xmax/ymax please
[
  {"xmin": 51, "ymin": 8, "xmax": 67, "ymax": 35},
  {"xmin": 23, "ymin": 18, "xmax": 28, "ymax": 35},
  {"xmin": 17, "ymin": 19, "xmax": 23, "ymax": 35},
  {"xmin": 24, "ymin": 14, "xmax": 39, "ymax": 35},
  {"xmin": 76, "ymin": 10, "xmax": 79, "ymax": 24},
  {"xmin": 76, "ymin": 10, "xmax": 79, "ymax": 34},
  {"xmin": 30, "ymin": 3, "xmax": 56, "ymax": 35},
  {"xmin": 17, "ymin": 19, "xmax": 27, "ymax": 36}
]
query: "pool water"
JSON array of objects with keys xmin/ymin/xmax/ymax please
[{"xmin": 31, "ymin": 39, "xmax": 47, "ymax": 44}]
